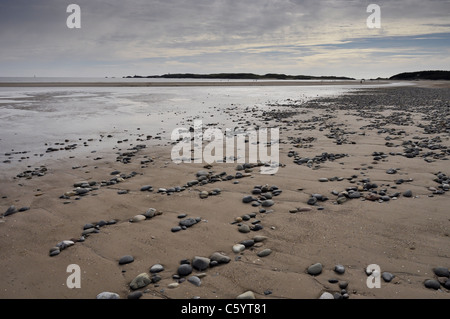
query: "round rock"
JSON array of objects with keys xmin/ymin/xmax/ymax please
[
  {"xmin": 177, "ymin": 264, "xmax": 193, "ymax": 276},
  {"xmin": 150, "ymin": 264, "xmax": 164, "ymax": 273},
  {"xmin": 97, "ymin": 292, "xmax": 120, "ymax": 299},
  {"xmin": 192, "ymin": 256, "xmax": 210, "ymax": 271},
  {"xmin": 307, "ymin": 263, "xmax": 323, "ymax": 276},
  {"xmin": 130, "ymin": 273, "xmax": 151, "ymax": 290},
  {"xmin": 424, "ymin": 279, "xmax": 441, "ymax": 290},
  {"xmin": 119, "ymin": 255, "xmax": 134, "ymax": 265}
]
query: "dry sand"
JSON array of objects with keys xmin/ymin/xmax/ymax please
[{"xmin": 0, "ymin": 80, "xmax": 449, "ymax": 300}]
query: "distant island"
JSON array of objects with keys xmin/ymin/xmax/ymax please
[
  {"xmin": 389, "ymin": 70, "xmax": 450, "ymax": 81},
  {"xmin": 123, "ymin": 73, "xmax": 355, "ymax": 80}
]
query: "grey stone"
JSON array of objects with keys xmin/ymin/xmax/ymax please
[
  {"xmin": 150, "ymin": 264, "xmax": 164, "ymax": 273},
  {"xmin": 261, "ymin": 200, "xmax": 274, "ymax": 207},
  {"xmin": 130, "ymin": 273, "xmax": 151, "ymax": 290},
  {"xmin": 403, "ymin": 190, "xmax": 413, "ymax": 198},
  {"xmin": 238, "ymin": 224, "xmax": 251, "ymax": 233},
  {"xmin": 433, "ymin": 267, "xmax": 450, "ymax": 278},
  {"xmin": 424, "ymin": 279, "xmax": 441, "ymax": 290},
  {"xmin": 119, "ymin": 255, "xmax": 134, "ymax": 265},
  {"xmin": 334, "ymin": 264, "xmax": 345, "ymax": 274},
  {"xmin": 308, "ymin": 263, "xmax": 323, "ymax": 276},
  {"xmin": 319, "ymin": 292, "xmax": 334, "ymax": 299},
  {"xmin": 257, "ymin": 249, "xmax": 272, "ymax": 257},
  {"xmin": 97, "ymin": 292, "xmax": 120, "ymax": 299},
  {"xmin": 188, "ymin": 276, "xmax": 201, "ymax": 286},
  {"xmin": 192, "ymin": 256, "xmax": 210, "ymax": 271},
  {"xmin": 236, "ymin": 291, "xmax": 256, "ymax": 299},
  {"xmin": 177, "ymin": 264, "xmax": 193, "ymax": 276},
  {"xmin": 179, "ymin": 218, "xmax": 197, "ymax": 227},
  {"xmin": 382, "ymin": 272, "xmax": 395, "ymax": 282},
  {"xmin": 3, "ymin": 205, "xmax": 17, "ymax": 217},
  {"xmin": 210, "ymin": 252, "xmax": 231, "ymax": 264},
  {"xmin": 127, "ymin": 291, "xmax": 143, "ymax": 299}
]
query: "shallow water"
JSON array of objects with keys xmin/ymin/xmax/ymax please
[{"xmin": 0, "ymin": 82, "xmax": 400, "ymax": 168}]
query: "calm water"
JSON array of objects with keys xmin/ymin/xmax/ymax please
[{"xmin": 0, "ymin": 79, "xmax": 400, "ymax": 168}]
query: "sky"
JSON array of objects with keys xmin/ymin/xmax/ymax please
[{"xmin": 0, "ymin": 0, "xmax": 449, "ymax": 79}]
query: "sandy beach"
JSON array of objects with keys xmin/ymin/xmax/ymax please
[{"xmin": 0, "ymin": 80, "xmax": 449, "ymax": 300}]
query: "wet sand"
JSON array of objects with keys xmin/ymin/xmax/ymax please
[{"xmin": 0, "ymin": 81, "xmax": 449, "ymax": 300}]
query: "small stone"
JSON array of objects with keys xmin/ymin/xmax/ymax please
[
  {"xmin": 319, "ymin": 178, "xmax": 329, "ymax": 182},
  {"xmin": 424, "ymin": 279, "xmax": 441, "ymax": 290},
  {"xmin": 179, "ymin": 218, "xmax": 198, "ymax": 228},
  {"xmin": 382, "ymin": 272, "xmax": 395, "ymax": 282},
  {"xmin": 3, "ymin": 205, "xmax": 17, "ymax": 217},
  {"xmin": 127, "ymin": 291, "xmax": 143, "ymax": 299},
  {"xmin": 433, "ymin": 267, "xmax": 450, "ymax": 278},
  {"xmin": 240, "ymin": 239, "xmax": 255, "ymax": 248},
  {"xmin": 238, "ymin": 224, "xmax": 251, "ymax": 233},
  {"xmin": 403, "ymin": 190, "xmax": 413, "ymax": 198},
  {"xmin": 243, "ymin": 196, "xmax": 254, "ymax": 203},
  {"xmin": 187, "ymin": 276, "xmax": 201, "ymax": 287},
  {"xmin": 119, "ymin": 255, "xmax": 134, "ymax": 265},
  {"xmin": 334, "ymin": 264, "xmax": 345, "ymax": 274},
  {"xmin": 97, "ymin": 292, "xmax": 120, "ymax": 299},
  {"xmin": 130, "ymin": 214, "xmax": 146, "ymax": 222},
  {"xmin": 236, "ymin": 291, "xmax": 255, "ymax": 299},
  {"xmin": 210, "ymin": 252, "xmax": 231, "ymax": 264},
  {"xmin": 319, "ymin": 292, "xmax": 334, "ymax": 299},
  {"xmin": 150, "ymin": 264, "xmax": 164, "ymax": 273},
  {"xmin": 307, "ymin": 197, "xmax": 318, "ymax": 205},
  {"xmin": 168, "ymin": 282, "xmax": 179, "ymax": 289},
  {"xmin": 307, "ymin": 263, "xmax": 323, "ymax": 276},
  {"xmin": 199, "ymin": 191, "xmax": 209, "ymax": 199},
  {"xmin": 130, "ymin": 273, "xmax": 151, "ymax": 290},
  {"xmin": 339, "ymin": 281, "xmax": 349, "ymax": 289},
  {"xmin": 233, "ymin": 244, "xmax": 246, "ymax": 253},
  {"xmin": 177, "ymin": 264, "xmax": 193, "ymax": 276},
  {"xmin": 192, "ymin": 256, "xmax": 210, "ymax": 271},
  {"xmin": 261, "ymin": 200, "xmax": 274, "ymax": 207},
  {"xmin": 257, "ymin": 249, "xmax": 272, "ymax": 257}
]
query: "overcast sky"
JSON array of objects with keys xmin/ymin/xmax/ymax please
[{"xmin": 1, "ymin": 0, "xmax": 449, "ymax": 78}]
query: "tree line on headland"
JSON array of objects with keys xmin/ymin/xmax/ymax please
[
  {"xmin": 123, "ymin": 70, "xmax": 450, "ymax": 81},
  {"xmin": 123, "ymin": 73, "xmax": 355, "ymax": 80}
]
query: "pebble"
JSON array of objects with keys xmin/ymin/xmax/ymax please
[
  {"xmin": 119, "ymin": 255, "xmax": 134, "ymax": 265},
  {"xmin": 187, "ymin": 275, "xmax": 202, "ymax": 287},
  {"xmin": 127, "ymin": 291, "xmax": 143, "ymax": 299},
  {"xmin": 319, "ymin": 292, "xmax": 334, "ymax": 299},
  {"xmin": 238, "ymin": 224, "xmax": 251, "ymax": 233},
  {"xmin": 179, "ymin": 218, "xmax": 198, "ymax": 228},
  {"xmin": 177, "ymin": 264, "xmax": 193, "ymax": 276},
  {"xmin": 3, "ymin": 205, "xmax": 17, "ymax": 217},
  {"xmin": 130, "ymin": 214, "xmax": 146, "ymax": 223},
  {"xmin": 424, "ymin": 279, "xmax": 441, "ymax": 290},
  {"xmin": 96, "ymin": 292, "xmax": 120, "ymax": 299},
  {"xmin": 261, "ymin": 200, "xmax": 274, "ymax": 207},
  {"xmin": 233, "ymin": 244, "xmax": 246, "ymax": 253},
  {"xmin": 210, "ymin": 252, "xmax": 231, "ymax": 264},
  {"xmin": 307, "ymin": 263, "xmax": 323, "ymax": 276},
  {"xmin": 236, "ymin": 291, "xmax": 256, "ymax": 299},
  {"xmin": 382, "ymin": 272, "xmax": 395, "ymax": 282},
  {"xmin": 192, "ymin": 256, "xmax": 210, "ymax": 271},
  {"xmin": 150, "ymin": 264, "xmax": 164, "ymax": 273},
  {"xmin": 403, "ymin": 190, "xmax": 413, "ymax": 198},
  {"xmin": 257, "ymin": 249, "xmax": 272, "ymax": 257},
  {"xmin": 240, "ymin": 239, "xmax": 255, "ymax": 248},
  {"xmin": 130, "ymin": 273, "xmax": 151, "ymax": 290},
  {"xmin": 433, "ymin": 267, "xmax": 450, "ymax": 278},
  {"xmin": 168, "ymin": 282, "xmax": 179, "ymax": 289},
  {"xmin": 334, "ymin": 264, "xmax": 345, "ymax": 274}
]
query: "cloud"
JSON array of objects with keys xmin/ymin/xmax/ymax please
[{"xmin": 0, "ymin": 0, "xmax": 449, "ymax": 77}]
